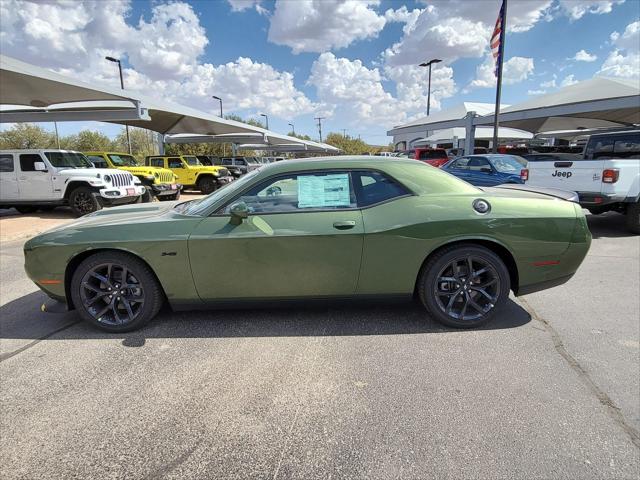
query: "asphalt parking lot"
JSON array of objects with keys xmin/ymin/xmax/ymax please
[{"xmin": 1, "ymin": 209, "xmax": 638, "ymax": 479}]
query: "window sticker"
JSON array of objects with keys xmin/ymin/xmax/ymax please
[{"xmin": 298, "ymin": 173, "xmax": 351, "ymax": 208}]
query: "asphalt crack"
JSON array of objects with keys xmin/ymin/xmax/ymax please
[
  {"xmin": 0, "ymin": 320, "xmax": 80, "ymax": 362},
  {"xmin": 518, "ymin": 296, "xmax": 640, "ymax": 449}
]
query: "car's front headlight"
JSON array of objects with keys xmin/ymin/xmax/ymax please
[
  {"xmin": 145, "ymin": 175, "xmax": 155, "ymax": 181},
  {"xmin": 213, "ymin": 171, "xmax": 220, "ymax": 176},
  {"xmin": 103, "ymin": 175, "xmax": 112, "ymax": 183}
]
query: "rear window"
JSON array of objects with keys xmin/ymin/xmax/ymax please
[
  {"xmin": 417, "ymin": 150, "xmax": 447, "ymax": 160},
  {"xmin": 585, "ymin": 133, "xmax": 640, "ymax": 159},
  {"xmin": 0, "ymin": 154, "xmax": 14, "ymax": 172}
]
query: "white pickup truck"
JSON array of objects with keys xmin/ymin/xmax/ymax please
[
  {"xmin": 525, "ymin": 130, "xmax": 640, "ymax": 234},
  {"xmin": 0, "ymin": 149, "xmax": 146, "ymax": 216}
]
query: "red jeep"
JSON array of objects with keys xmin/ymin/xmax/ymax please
[{"xmin": 414, "ymin": 148, "xmax": 449, "ymax": 168}]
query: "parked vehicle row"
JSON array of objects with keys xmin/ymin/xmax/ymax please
[
  {"xmin": 0, "ymin": 149, "xmax": 145, "ymax": 216},
  {"xmin": 145, "ymin": 155, "xmax": 233, "ymax": 194}
]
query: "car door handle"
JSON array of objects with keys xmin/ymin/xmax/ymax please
[
  {"xmin": 333, "ymin": 221, "xmax": 356, "ymax": 230},
  {"xmin": 554, "ymin": 162, "xmax": 573, "ymax": 167}
]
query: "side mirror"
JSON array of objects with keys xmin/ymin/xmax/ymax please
[
  {"xmin": 229, "ymin": 202, "xmax": 250, "ymax": 225},
  {"xmin": 480, "ymin": 167, "xmax": 493, "ymax": 174},
  {"xmin": 34, "ymin": 161, "xmax": 47, "ymax": 172}
]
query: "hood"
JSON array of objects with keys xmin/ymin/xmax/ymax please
[
  {"xmin": 57, "ymin": 167, "xmax": 133, "ymax": 178},
  {"xmin": 40, "ymin": 201, "xmax": 182, "ymax": 234}
]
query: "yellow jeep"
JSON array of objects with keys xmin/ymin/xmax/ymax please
[
  {"xmin": 144, "ymin": 155, "xmax": 233, "ymax": 194},
  {"xmin": 85, "ymin": 152, "xmax": 180, "ymax": 202}
]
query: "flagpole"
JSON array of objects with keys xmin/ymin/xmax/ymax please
[{"xmin": 492, "ymin": 0, "xmax": 508, "ymax": 153}]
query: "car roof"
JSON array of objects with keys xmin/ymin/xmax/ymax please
[{"xmin": 247, "ymin": 155, "xmax": 420, "ymax": 173}]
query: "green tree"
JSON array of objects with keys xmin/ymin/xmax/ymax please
[
  {"xmin": 112, "ymin": 127, "xmax": 159, "ymax": 162},
  {"xmin": 0, "ymin": 123, "xmax": 57, "ymax": 149},
  {"xmin": 60, "ymin": 130, "xmax": 114, "ymax": 151},
  {"xmin": 287, "ymin": 132, "xmax": 312, "ymax": 141},
  {"xmin": 324, "ymin": 132, "xmax": 372, "ymax": 155}
]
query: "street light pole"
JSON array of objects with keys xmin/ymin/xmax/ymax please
[
  {"xmin": 212, "ymin": 96, "xmax": 223, "ymax": 117},
  {"xmin": 260, "ymin": 113, "xmax": 269, "ymax": 130},
  {"xmin": 105, "ymin": 56, "xmax": 132, "ymax": 154},
  {"xmin": 288, "ymin": 122, "xmax": 295, "ymax": 135},
  {"xmin": 419, "ymin": 58, "xmax": 442, "ymax": 116}
]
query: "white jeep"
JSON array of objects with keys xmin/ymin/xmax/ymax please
[
  {"xmin": 525, "ymin": 130, "xmax": 640, "ymax": 234},
  {"xmin": 0, "ymin": 149, "xmax": 146, "ymax": 216}
]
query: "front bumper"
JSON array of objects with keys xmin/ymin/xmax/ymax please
[
  {"xmin": 151, "ymin": 183, "xmax": 182, "ymax": 196},
  {"xmin": 216, "ymin": 175, "xmax": 234, "ymax": 185},
  {"xmin": 98, "ymin": 185, "xmax": 145, "ymax": 200}
]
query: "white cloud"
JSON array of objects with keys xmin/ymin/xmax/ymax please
[
  {"xmin": 0, "ymin": 0, "xmax": 316, "ymax": 119},
  {"xmin": 307, "ymin": 53, "xmax": 456, "ymax": 127},
  {"xmin": 385, "ymin": 0, "xmax": 553, "ymax": 66},
  {"xmin": 527, "ymin": 89, "xmax": 547, "ymax": 95},
  {"xmin": 558, "ymin": 0, "xmax": 625, "ymax": 20},
  {"xmin": 227, "ymin": 0, "xmax": 267, "ymax": 15},
  {"xmin": 560, "ymin": 74, "xmax": 579, "ymax": 87},
  {"xmin": 573, "ymin": 49, "xmax": 598, "ymax": 62},
  {"xmin": 540, "ymin": 77, "xmax": 557, "ymax": 88},
  {"xmin": 470, "ymin": 56, "xmax": 535, "ymax": 88},
  {"xmin": 268, "ymin": 0, "xmax": 386, "ymax": 54},
  {"xmin": 598, "ymin": 20, "xmax": 640, "ymax": 79}
]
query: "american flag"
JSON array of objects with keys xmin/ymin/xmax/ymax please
[{"xmin": 491, "ymin": 1, "xmax": 505, "ymax": 78}]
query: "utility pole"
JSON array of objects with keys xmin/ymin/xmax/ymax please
[
  {"xmin": 260, "ymin": 113, "xmax": 269, "ymax": 130},
  {"xmin": 105, "ymin": 56, "xmax": 132, "ymax": 154},
  {"xmin": 342, "ymin": 129, "xmax": 347, "ymax": 138},
  {"xmin": 315, "ymin": 117, "xmax": 325, "ymax": 143},
  {"xmin": 54, "ymin": 122, "xmax": 60, "ymax": 148}
]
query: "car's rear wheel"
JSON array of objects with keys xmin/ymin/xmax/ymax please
[
  {"xmin": 418, "ymin": 245, "xmax": 510, "ymax": 328},
  {"xmin": 70, "ymin": 251, "xmax": 164, "ymax": 332},
  {"xmin": 626, "ymin": 201, "xmax": 640, "ymax": 234},
  {"xmin": 197, "ymin": 176, "xmax": 216, "ymax": 194},
  {"xmin": 140, "ymin": 188, "xmax": 153, "ymax": 203},
  {"xmin": 69, "ymin": 187, "xmax": 102, "ymax": 217}
]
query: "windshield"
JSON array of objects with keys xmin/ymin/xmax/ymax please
[
  {"xmin": 183, "ymin": 156, "xmax": 201, "ymax": 166},
  {"xmin": 181, "ymin": 169, "xmax": 262, "ymax": 216},
  {"xmin": 45, "ymin": 151, "xmax": 93, "ymax": 168},
  {"xmin": 491, "ymin": 155, "xmax": 527, "ymax": 173},
  {"xmin": 107, "ymin": 154, "xmax": 138, "ymax": 167}
]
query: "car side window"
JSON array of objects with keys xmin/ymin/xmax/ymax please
[
  {"xmin": 352, "ymin": 170, "xmax": 410, "ymax": 207},
  {"xmin": 237, "ymin": 159, "xmax": 247, "ymax": 165},
  {"xmin": 0, "ymin": 154, "xmax": 14, "ymax": 172},
  {"xmin": 585, "ymin": 137, "xmax": 614, "ymax": 159},
  {"xmin": 86, "ymin": 155, "xmax": 108, "ymax": 168},
  {"xmin": 467, "ymin": 157, "xmax": 491, "ymax": 171},
  {"xmin": 19, "ymin": 154, "xmax": 42, "ymax": 172},
  {"xmin": 613, "ymin": 134, "xmax": 640, "ymax": 159},
  {"xmin": 150, "ymin": 158, "xmax": 165, "ymax": 168},
  {"xmin": 222, "ymin": 159, "xmax": 232, "ymax": 165},
  {"xmin": 451, "ymin": 157, "xmax": 471, "ymax": 169},
  {"xmin": 168, "ymin": 158, "xmax": 182, "ymax": 168},
  {"xmin": 222, "ymin": 171, "xmax": 356, "ymax": 214}
]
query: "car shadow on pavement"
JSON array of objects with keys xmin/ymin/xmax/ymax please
[
  {"xmin": 586, "ymin": 212, "xmax": 636, "ymax": 239},
  {"xmin": 0, "ymin": 291, "xmax": 531, "ymax": 346},
  {"xmin": 0, "ymin": 207, "xmax": 76, "ymax": 219}
]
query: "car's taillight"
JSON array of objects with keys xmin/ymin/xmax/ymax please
[
  {"xmin": 602, "ymin": 169, "xmax": 619, "ymax": 183},
  {"xmin": 520, "ymin": 168, "xmax": 529, "ymax": 181}
]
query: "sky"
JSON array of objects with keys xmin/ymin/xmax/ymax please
[{"xmin": 1, "ymin": 0, "xmax": 639, "ymax": 145}]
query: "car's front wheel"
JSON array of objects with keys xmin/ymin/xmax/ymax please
[
  {"xmin": 70, "ymin": 251, "xmax": 164, "ymax": 332},
  {"xmin": 197, "ymin": 176, "xmax": 216, "ymax": 194},
  {"xmin": 69, "ymin": 187, "xmax": 102, "ymax": 216},
  {"xmin": 625, "ymin": 201, "xmax": 640, "ymax": 234},
  {"xmin": 418, "ymin": 245, "xmax": 510, "ymax": 328}
]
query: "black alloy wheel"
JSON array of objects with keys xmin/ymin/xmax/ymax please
[
  {"xmin": 71, "ymin": 252, "xmax": 164, "ymax": 332},
  {"xmin": 419, "ymin": 245, "xmax": 510, "ymax": 328},
  {"xmin": 69, "ymin": 187, "xmax": 101, "ymax": 216}
]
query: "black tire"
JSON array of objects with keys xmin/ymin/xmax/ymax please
[
  {"xmin": 15, "ymin": 206, "xmax": 37, "ymax": 214},
  {"xmin": 626, "ymin": 202, "xmax": 640, "ymax": 234},
  {"xmin": 70, "ymin": 251, "xmax": 164, "ymax": 332},
  {"xmin": 418, "ymin": 244, "xmax": 511, "ymax": 328},
  {"xmin": 158, "ymin": 190, "xmax": 181, "ymax": 201},
  {"xmin": 197, "ymin": 176, "xmax": 216, "ymax": 194},
  {"xmin": 140, "ymin": 188, "xmax": 153, "ymax": 203},
  {"xmin": 69, "ymin": 187, "xmax": 102, "ymax": 217}
]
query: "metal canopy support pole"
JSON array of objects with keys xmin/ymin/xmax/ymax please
[
  {"xmin": 157, "ymin": 133, "xmax": 165, "ymax": 155},
  {"xmin": 232, "ymin": 143, "xmax": 238, "ymax": 156},
  {"xmin": 464, "ymin": 112, "xmax": 476, "ymax": 156}
]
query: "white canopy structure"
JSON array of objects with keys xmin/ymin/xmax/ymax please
[
  {"xmin": 388, "ymin": 76, "xmax": 639, "ymax": 155},
  {"xmin": 413, "ymin": 126, "xmax": 532, "ymax": 146},
  {"xmin": 0, "ymin": 55, "xmax": 149, "ymax": 123},
  {"xmin": 0, "ymin": 54, "xmax": 340, "ymax": 154},
  {"xmin": 164, "ymin": 132, "xmax": 340, "ymax": 153}
]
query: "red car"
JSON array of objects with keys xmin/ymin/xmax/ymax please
[{"xmin": 414, "ymin": 148, "xmax": 449, "ymax": 168}]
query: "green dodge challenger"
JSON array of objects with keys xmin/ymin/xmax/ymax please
[{"xmin": 24, "ymin": 157, "xmax": 591, "ymax": 332}]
